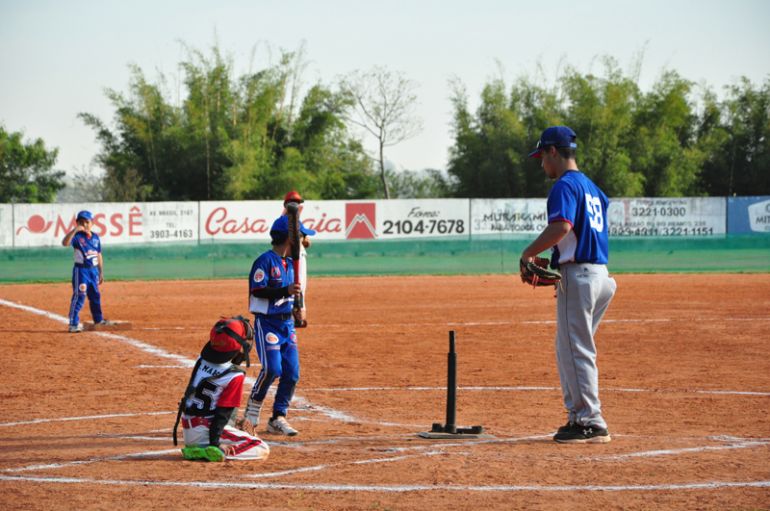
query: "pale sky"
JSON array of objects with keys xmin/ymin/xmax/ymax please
[{"xmin": 1, "ymin": 0, "xmax": 769, "ymax": 178}]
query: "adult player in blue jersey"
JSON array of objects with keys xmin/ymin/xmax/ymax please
[
  {"xmin": 61, "ymin": 210, "xmax": 113, "ymax": 333},
  {"xmin": 521, "ymin": 126, "xmax": 617, "ymax": 443},
  {"xmin": 237, "ymin": 215, "xmax": 315, "ymax": 436}
]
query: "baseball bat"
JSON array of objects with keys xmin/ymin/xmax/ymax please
[{"xmin": 285, "ymin": 202, "xmax": 307, "ymax": 328}]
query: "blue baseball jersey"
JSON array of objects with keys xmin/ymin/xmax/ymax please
[
  {"xmin": 248, "ymin": 250, "xmax": 295, "ymax": 315},
  {"xmin": 70, "ymin": 232, "xmax": 102, "ymax": 267},
  {"xmin": 547, "ymin": 170, "xmax": 609, "ymax": 267}
]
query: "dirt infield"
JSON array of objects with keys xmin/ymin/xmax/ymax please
[{"xmin": 1, "ymin": 274, "xmax": 769, "ymax": 510}]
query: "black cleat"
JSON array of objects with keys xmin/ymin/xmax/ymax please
[{"xmin": 553, "ymin": 423, "xmax": 611, "ymax": 444}]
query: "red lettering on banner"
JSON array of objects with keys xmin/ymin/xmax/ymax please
[
  {"xmin": 129, "ymin": 206, "xmax": 143, "ymax": 236},
  {"xmin": 110, "ymin": 214, "xmax": 124, "ymax": 236},
  {"xmin": 91, "ymin": 214, "xmax": 107, "ymax": 236},
  {"xmin": 303, "ymin": 213, "xmax": 342, "ymax": 233},
  {"xmin": 205, "ymin": 207, "xmax": 270, "ymax": 235},
  {"xmin": 55, "ymin": 217, "xmax": 78, "ymax": 237}
]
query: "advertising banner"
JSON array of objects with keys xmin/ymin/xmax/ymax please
[
  {"xmin": 366, "ymin": 199, "xmax": 469, "ymax": 239},
  {"xmin": 727, "ymin": 196, "xmax": 770, "ymax": 234},
  {"xmin": 470, "ymin": 199, "xmax": 548, "ymax": 235},
  {"xmin": 607, "ymin": 197, "xmax": 725, "ymax": 236},
  {"xmin": 0, "ymin": 205, "xmax": 12, "ymax": 248},
  {"xmin": 199, "ymin": 201, "xmax": 284, "ymax": 242},
  {"xmin": 12, "ymin": 202, "xmax": 199, "ymax": 247},
  {"xmin": 199, "ymin": 199, "xmax": 470, "ymax": 242}
]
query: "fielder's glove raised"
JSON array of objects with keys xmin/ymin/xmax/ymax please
[{"xmin": 520, "ymin": 257, "xmax": 561, "ymax": 287}]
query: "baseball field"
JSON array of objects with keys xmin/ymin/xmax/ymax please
[{"xmin": 1, "ymin": 274, "xmax": 769, "ymax": 510}]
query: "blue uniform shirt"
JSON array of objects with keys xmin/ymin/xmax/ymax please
[
  {"xmin": 70, "ymin": 232, "xmax": 101, "ymax": 268},
  {"xmin": 248, "ymin": 250, "xmax": 295, "ymax": 315},
  {"xmin": 547, "ymin": 170, "xmax": 609, "ymax": 267}
]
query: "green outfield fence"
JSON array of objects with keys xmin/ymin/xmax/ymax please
[{"xmin": 1, "ymin": 234, "xmax": 769, "ymax": 283}]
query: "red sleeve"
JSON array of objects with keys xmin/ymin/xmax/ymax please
[{"xmin": 217, "ymin": 373, "xmax": 244, "ymax": 408}]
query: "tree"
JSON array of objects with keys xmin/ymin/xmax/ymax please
[
  {"xmin": 81, "ymin": 42, "xmax": 376, "ymax": 201},
  {"xmin": 627, "ymin": 70, "xmax": 704, "ymax": 196},
  {"xmin": 561, "ymin": 58, "xmax": 644, "ymax": 197},
  {"xmin": 0, "ymin": 125, "xmax": 64, "ymax": 203},
  {"xmin": 340, "ymin": 67, "xmax": 423, "ymax": 198},
  {"xmin": 446, "ymin": 62, "xmax": 762, "ymax": 198},
  {"xmin": 698, "ymin": 77, "xmax": 770, "ymax": 195},
  {"xmin": 448, "ymin": 75, "xmax": 560, "ymax": 198},
  {"xmin": 386, "ymin": 168, "xmax": 457, "ymax": 198}
]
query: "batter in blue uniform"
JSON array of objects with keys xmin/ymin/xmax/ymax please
[
  {"xmin": 237, "ymin": 215, "xmax": 315, "ymax": 437},
  {"xmin": 522, "ymin": 126, "xmax": 617, "ymax": 443},
  {"xmin": 61, "ymin": 210, "xmax": 111, "ymax": 333}
]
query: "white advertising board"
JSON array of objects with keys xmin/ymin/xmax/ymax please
[
  {"xmin": 470, "ymin": 199, "xmax": 548, "ymax": 235},
  {"xmin": 199, "ymin": 201, "xmax": 287, "ymax": 242},
  {"xmin": 200, "ymin": 199, "xmax": 471, "ymax": 242},
  {"xmin": 0, "ymin": 205, "xmax": 12, "ymax": 248},
  {"xmin": 12, "ymin": 202, "xmax": 199, "ymax": 247},
  {"xmin": 607, "ymin": 197, "xmax": 726, "ymax": 236},
  {"xmin": 370, "ymin": 199, "xmax": 469, "ymax": 239}
]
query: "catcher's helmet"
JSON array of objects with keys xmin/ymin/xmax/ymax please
[{"xmin": 201, "ymin": 316, "xmax": 254, "ymax": 366}]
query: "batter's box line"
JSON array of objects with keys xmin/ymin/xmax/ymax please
[
  {"xmin": 2, "ymin": 474, "xmax": 770, "ymax": 493},
  {"xmin": 244, "ymin": 450, "xmax": 453, "ymax": 480},
  {"xmin": 0, "ymin": 298, "xmax": 368, "ymax": 427}
]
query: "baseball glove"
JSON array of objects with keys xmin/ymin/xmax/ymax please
[{"xmin": 520, "ymin": 257, "xmax": 561, "ymax": 287}]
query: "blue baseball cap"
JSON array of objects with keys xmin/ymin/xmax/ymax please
[
  {"xmin": 270, "ymin": 215, "xmax": 317, "ymax": 237},
  {"xmin": 528, "ymin": 126, "xmax": 577, "ymax": 158},
  {"xmin": 76, "ymin": 210, "xmax": 93, "ymax": 221}
]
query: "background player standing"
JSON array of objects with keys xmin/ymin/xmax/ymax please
[
  {"xmin": 175, "ymin": 316, "xmax": 270, "ymax": 462},
  {"xmin": 521, "ymin": 126, "xmax": 617, "ymax": 444},
  {"xmin": 237, "ymin": 215, "xmax": 315, "ymax": 436},
  {"xmin": 61, "ymin": 210, "xmax": 112, "ymax": 333}
]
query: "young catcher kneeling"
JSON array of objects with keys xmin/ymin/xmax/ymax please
[{"xmin": 173, "ymin": 316, "xmax": 270, "ymax": 462}]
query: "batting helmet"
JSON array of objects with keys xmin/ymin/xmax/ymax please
[
  {"xmin": 283, "ymin": 190, "xmax": 304, "ymax": 205},
  {"xmin": 200, "ymin": 316, "xmax": 254, "ymax": 366}
]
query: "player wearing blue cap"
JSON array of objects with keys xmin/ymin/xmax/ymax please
[
  {"xmin": 236, "ymin": 214, "xmax": 316, "ymax": 436},
  {"xmin": 61, "ymin": 210, "xmax": 113, "ymax": 333},
  {"xmin": 521, "ymin": 126, "xmax": 617, "ymax": 443}
]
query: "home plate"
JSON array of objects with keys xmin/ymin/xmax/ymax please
[{"xmin": 84, "ymin": 321, "xmax": 133, "ymax": 331}]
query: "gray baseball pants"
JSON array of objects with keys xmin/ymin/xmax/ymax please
[{"xmin": 555, "ymin": 262, "xmax": 616, "ymax": 429}]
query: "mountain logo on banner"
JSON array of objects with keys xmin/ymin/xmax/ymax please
[{"xmin": 345, "ymin": 203, "xmax": 376, "ymax": 239}]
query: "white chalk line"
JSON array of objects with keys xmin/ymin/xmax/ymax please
[
  {"xmin": 248, "ymin": 435, "xmax": 770, "ymax": 480},
  {"xmin": 302, "ymin": 386, "xmax": 770, "ymax": 397},
  {"xmin": 136, "ymin": 365, "xmax": 189, "ymax": 369},
  {"xmin": 587, "ymin": 438, "xmax": 770, "ymax": 461},
  {"xmin": 4, "ymin": 429, "xmax": 768, "ymax": 494},
  {"xmin": 3, "ymin": 298, "xmax": 769, "ymax": 493},
  {"xmin": 246, "ymin": 450, "xmax": 451, "ymax": 479},
  {"xmin": 0, "ymin": 298, "xmax": 361, "ymax": 425},
  {"xmin": 2, "ymin": 449, "xmax": 179, "ymax": 473},
  {"xmin": 314, "ymin": 317, "xmax": 770, "ymax": 328},
  {"xmin": 0, "ymin": 411, "xmax": 174, "ymax": 428},
  {"xmin": 1, "ymin": 473, "xmax": 769, "ymax": 492}
]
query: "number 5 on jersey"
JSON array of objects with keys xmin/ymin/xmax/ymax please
[{"xmin": 585, "ymin": 194, "xmax": 604, "ymax": 232}]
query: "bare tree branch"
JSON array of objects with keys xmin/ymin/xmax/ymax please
[{"xmin": 340, "ymin": 67, "xmax": 423, "ymax": 198}]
